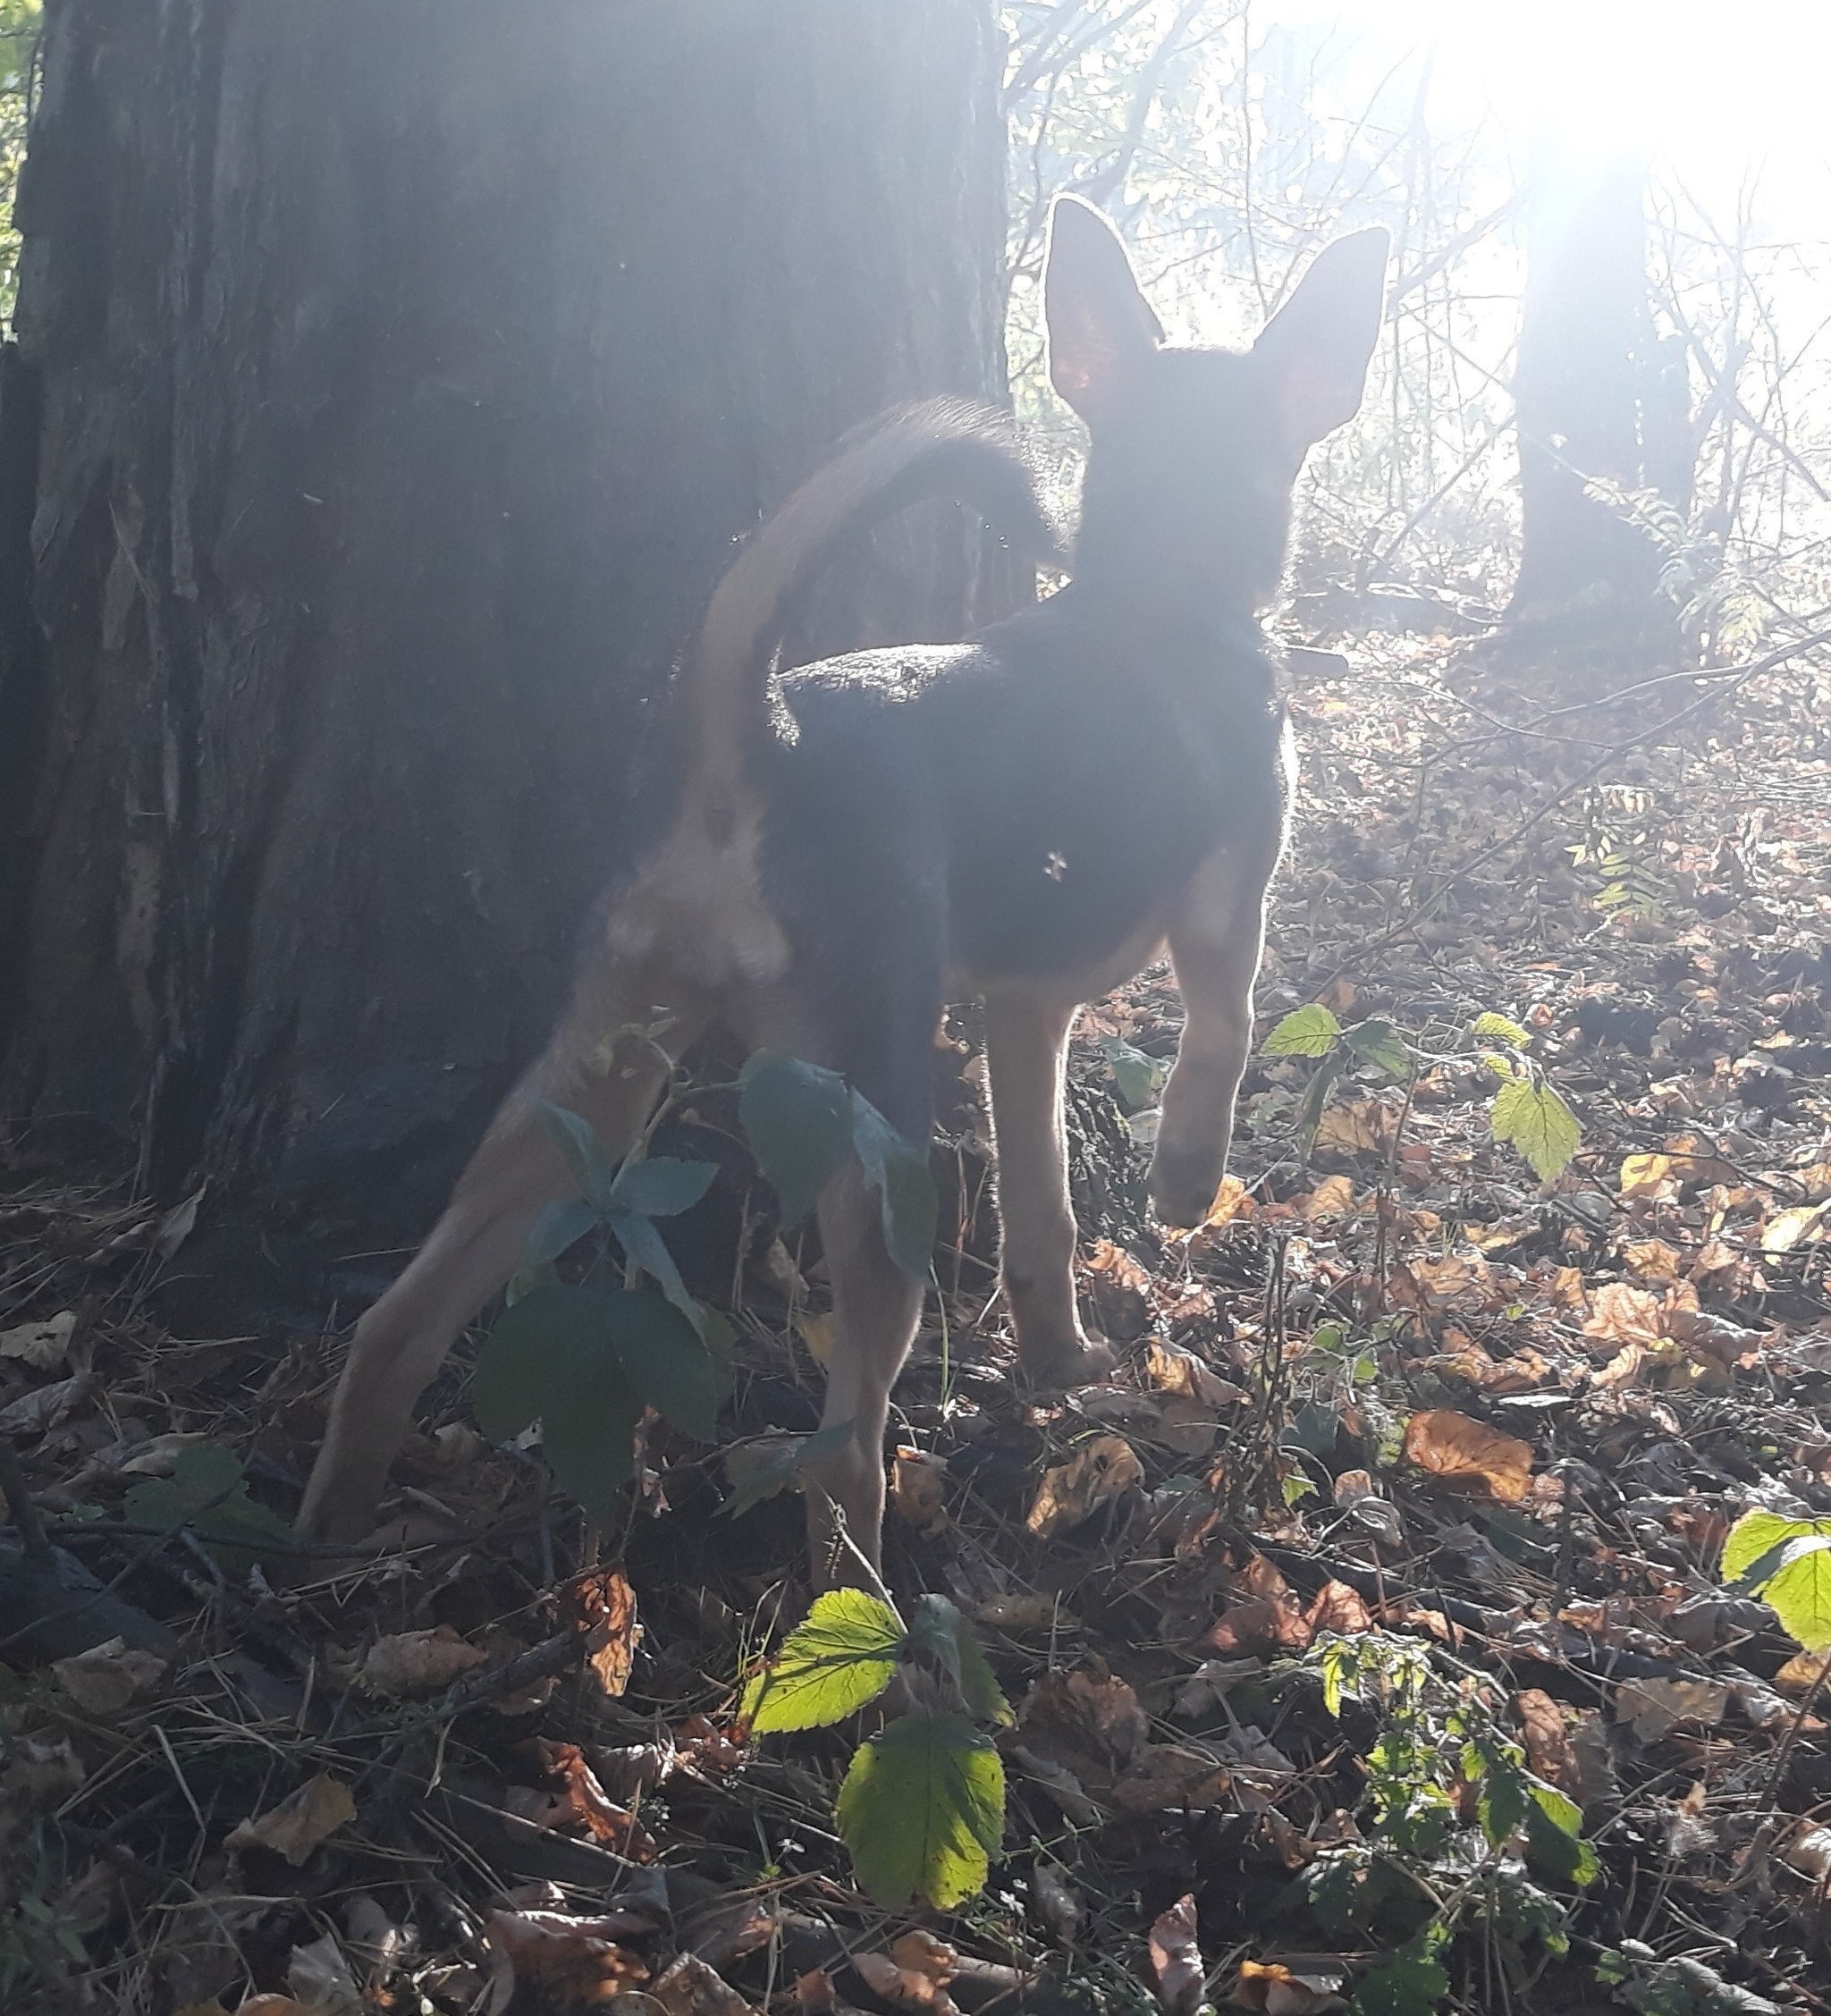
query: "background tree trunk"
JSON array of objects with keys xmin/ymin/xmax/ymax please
[
  {"xmin": 0, "ymin": 0, "xmax": 1010, "ymax": 1241},
  {"xmin": 1506, "ymin": 148, "xmax": 1690, "ymax": 638}
]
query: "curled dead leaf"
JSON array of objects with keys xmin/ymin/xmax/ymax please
[
  {"xmin": 571, "ymin": 1568, "xmax": 642, "ymax": 1699},
  {"xmin": 1147, "ymin": 1894, "xmax": 1205, "ymax": 2016},
  {"xmin": 853, "ymin": 1932, "xmax": 957, "ymax": 2016},
  {"xmin": 1615, "ymin": 1676, "xmax": 1730, "ymax": 1742},
  {"xmin": 0, "ymin": 1308, "xmax": 76, "ymax": 1369},
  {"xmin": 890, "ymin": 1447, "xmax": 949, "ymax": 1534},
  {"xmin": 1401, "ymin": 1409, "xmax": 1533, "ymax": 1503},
  {"xmin": 486, "ymin": 1908, "xmax": 651, "ymax": 2012},
  {"xmin": 358, "ymin": 1625, "xmax": 488, "ymax": 1698},
  {"xmin": 1110, "ymin": 1742, "xmax": 1232, "ymax": 1813},
  {"xmin": 1228, "ymin": 1958, "xmax": 1348, "ymax": 2014},
  {"xmin": 1026, "ymin": 1435, "xmax": 1142, "ymax": 1539},
  {"xmin": 225, "ymin": 1775, "xmax": 356, "ymax": 1866},
  {"xmin": 51, "ymin": 1636, "xmax": 167, "ymax": 1716}
]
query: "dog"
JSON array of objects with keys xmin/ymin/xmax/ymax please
[{"xmin": 298, "ymin": 197, "xmax": 1388, "ymax": 1576}]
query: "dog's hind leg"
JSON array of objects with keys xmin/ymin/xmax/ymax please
[
  {"xmin": 299, "ymin": 967, "xmax": 702, "ymax": 1543},
  {"xmin": 983, "ymin": 989, "xmax": 1111, "ymax": 1388}
]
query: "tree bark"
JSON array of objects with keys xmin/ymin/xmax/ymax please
[
  {"xmin": 1506, "ymin": 148, "xmax": 1690, "ymax": 639},
  {"xmin": 0, "ymin": 0, "xmax": 1010, "ymax": 1232}
]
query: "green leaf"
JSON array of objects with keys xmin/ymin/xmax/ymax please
[
  {"xmin": 835, "ymin": 1710, "xmax": 1005, "ymax": 1910},
  {"xmin": 609, "ymin": 1157, "xmax": 719, "ymax": 1218},
  {"xmin": 541, "ymin": 1354, "xmax": 643, "ymax": 1527},
  {"xmin": 721, "ymin": 1420, "xmax": 856, "ymax": 1519},
  {"xmin": 522, "ymin": 1197, "xmax": 601, "ymax": 1269},
  {"xmin": 742, "ymin": 1588, "xmax": 906, "ymax": 1733},
  {"xmin": 1490, "ymin": 1077, "xmax": 1581, "ymax": 1182},
  {"xmin": 1473, "ymin": 1740, "xmax": 1531, "ymax": 1850},
  {"xmin": 1524, "ymin": 1780, "xmax": 1599, "ymax": 1885},
  {"xmin": 1352, "ymin": 1931, "xmax": 1449, "ymax": 2016},
  {"xmin": 122, "ymin": 1446, "xmax": 293, "ymax": 1567},
  {"xmin": 471, "ymin": 1283, "xmax": 604, "ymax": 1440},
  {"xmin": 1721, "ymin": 1508, "xmax": 1831, "ymax": 1586},
  {"xmin": 538, "ymin": 1101, "xmax": 618, "ymax": 1205},
  {"xmin": 603, "ymin": 1287, "xmax": 722, "ymax": 1441},
  {"xmin": 1101, "ymin": 1037, "xmax": 1165, "ymax": 1109},
  {"xmin": 1757, "ymin": 1535, "xmax": 1831, "ymax": 1652},
  {"xmin": 605, "ymin": 1202, "xmax": 703, "ymax": 1334},
  {"xmin": 1265, "ymin": 1004, "xmax": 1344, "ymax": 1058},
  {"xmin": 1472, "ymin": 1011, "xmax": 1531, "ymax": 1050},
  {"xmin": 739, "ymin": 1051, "xmax": 855, "ymax": 1222},
  {"xmin": 1344, "ymin": 1017, "xmax": 1410, "ymax": 1078},
  {"xmin": 851, "ymin": 1098, "xmax": 939, "ymax": 1282},
  {"xmin": 907, "ymin": 1594, "xmax": 1012, "ymax": 1725},
  {"xmin": 1298, "ymin": 1048, "xmax": 1347, "ymax": 1149}
]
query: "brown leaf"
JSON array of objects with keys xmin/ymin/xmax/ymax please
[
  {"xmin": 1227, "ymin": 1958, "xmax": 1348, "ymax": 2014},
  {"xmin": 1515, "ymin": 1691, "xmax": 1579, "ymax": 1793},
  {"xmin": 51, "ymin": 1635, "xmax": 166, "ymax": 1716},
  {"xmin": 1110, "ymin": 1743, "xmax": 1231, "ymax": 1814},
  {"xmin": 517, "ymin": 1741, "xmax": 657, "ymax": 1860},
  {"xmin": 1583, "ymin": 1282, "xmax": 1667, "ymax": 1349},
  {"xmin": 1401, "ymin": 1410, "xmax": 1533, "ymax": 1502},
  {"xmin": 1030, "ymin": 1862, "xmax": 1084, "ymax": 1943},
  {"xmin": 852, "ymin": 1932, "xmax": 957, "ymax": 2016},
  {"xmin": 1200, "ymin": 1176, "xmax": 1253, "ymax": 1227},
  {"xmin": 1774, "ymin": 1649, "xmax": 1831, "ymax": 1698},
  {"xmin": 1084, "ymin": 1240, "xmax": 1154, "ymax": 1341},
  {"xmin": 225, "ymin": 1775, "xmax": 356, "ymax": 1866},
  {"xmin": 0, "ymin": 1309, "xmax": 76, "ymax": 1369},
  {"xmin": 358, "ymin": 1625, "xmax": 488, "ymax": 1698},
  {"xmin": 486, "ymin": 1909, "xmax": 651, "ymax": 2012},
  {"xmin": 572, "ymin": 1569, "xmax": 643, "ymax": 1699},
  {"xmin": 1026, "ymin": 1435, "xmax": 1142, "ymax": 1538},
  {"xmin": 1147, "ymin": 1339, "xmax": 1250, "ymax": 1408},
  {"xmin": 1615, "ymin": 1677, "xmax": 1730, "ymax": 1742},
  {"xmin": 685, "ymin": 1894, "xmax": 777, "ymax": 1971},
  {"xmin": 1313, "ymin": 1099, "xmax": 1388, "ymax": 1157},
  {"xmin": 1148, "ymin": 1894, "xmax": 1205, "ymax": 2016},
  {"xmin": 1301, "ymin": 1175, "xmax": 1356, "ymax": 1222},
  {"xmin": 1017, "ymin": 1661, "xmax": 1150, "ymax": 1782},
  {"xmin": 1306, "ymin": 1581, "xmax": 1373, "ymax": 1635},
  {"xmin": 890, "ymin": 1447, "xmax": 949, "ymax": 1534},
  {"xmin": 1624, "ymin": 1239, "xmax": 1684, "ymax": 1282}
]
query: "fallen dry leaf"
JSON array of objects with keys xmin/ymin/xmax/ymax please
[
  {"xmin": 853, "ymin": 1931, "xmax": 957, "ymax": 2015},
  {"xmin": 508, "ymin": 1741, "xmax": 657, "ymax": 1860},
  {"xmin": 1313, "ymin": 1098, "xmax": 1388, "ymax": 1157},
  {"xmin": 653, "ymin": 1953, "xmax": 756, "ymax": 2016},
  {"xmin": 1774, "ymin": 1649, "xmax": 1831, "ymax": 1698},
  {"xmin": 1026, "ymin": 1435, "xmax": 1142, "ymax": 1538},
  {"xmin": 1146, "ymin": 1338, "xmax": 1249, "ymax": 1407},
  {"xmin": 486, "ymin": 1908, "xmax": 650, "ymax": 2012},
  {"xmin": 1017, "ymin": 1661, "xmax": 1150, "ymax": 1784},
  {"xmin": 225, "ymin": 1775, "xmax": 356, "ymax": 1866},
  {"xmin": 1306, "ymin": 1581, "xmax": 1374, "ymax": 1635},
  {"xmin": 1302, "ymin": 1174, "xmax": 1356, "ymax": 1221},
  {"xmin": 0, "ymin": 1308, "xmax": 76, "ymax": 1369},
  {"xmin": 1201, "ymin": 1175, "xmax": 1253, "ymax": 1227},
  {"xmin": 1583, "ymin": 1281, "xmax": 1668, "ymax": 1348},
  {"xmin": 358, "ymin": 1625, "xmax": 488, "ymax": 1698},
  {"xmin": 1110, "ymin": 1743, "xmax": 1232, "ymax": 1812},
  {"xmin": 1228, "ymin": 1958, "xmax": 1348, "ymax": 2014},
  {"xmin": 1616, "ymin": 1677, "xmax": 1730, "ymax": 1742},
  {"xmin": 1148, "ymin": 1894, "xmax": 1205, "ymax": 2016},
  {"xmin": 890, "ymin": 1446, "xmax": 949, "ymax": 1534},
  {"xmin": 1401, "ymin": 1409, "xmax": 1533, "ymax": 1502},
  {"xmin": 51, "ymin": 1636, "xmax": 166, "ymax": 1716},
  {"xmin": 1031, "ymin": 1861, "xmax": 1084, "ymax": 1943},
  {"xmin": 1084, "ymin": 1239, "xmax": 1154, "ymax": 1340},
  {"xmin": 572, "ymin": 1568, "xmax": 642, "ymax": 1699}
]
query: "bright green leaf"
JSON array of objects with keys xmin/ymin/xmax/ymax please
[
  {"xmin": 1265, "ymin": 1004, "xmax": 1344, "ymax": 1058},
  {"xmin": 1344, "ymin": 1017, "xmax": 1411, "ymax": 1078},
  {"xmin": 609, "ymin": 1157, "xmax": 719, "ymax": 1218},
  {"xmin": 908, "ymin": 1594, "xmax": 1012, "ymax": 1726},
  {"xmin": 742, "ymin": 1588, "xmax": 906, "ymax": 1733},
  {"xmin": 1472, "ymin": 1011, "xmax": 1531, "ymax": 1050},
  {"xmin": 1298, "ymin": 1048, "xmax": 1347, "ymax": 1148},
  {"xmin": 1757, "ymin": 1535, "xmax": 1831, "ymax": 1652},
  {"xmin": 835, "ymin": 1710, "xmax": 1005, "ymax": 1909},
  {"xmin": 1490, "ymin": 1077, "xmax": 1581, "ymax": 1182},
  {"xmin": 1524, "ymin": 1780, "xmax": 1599, "ymax": 1886},
  {"xmin": 1101, "ymin": 1037, "xmax": 1165, "ymax": 1109},
  {"xmin": 738, "ymin": 1052, "xmax": 854, "ymax": 1223},
  {"xmin": 1721, "ymin": 1509, "xmax": 1831, "ymax": 1586},
  {"xmin": 1473, "ymin": 1740, "xmax": 1531, "ymax": 1850}
]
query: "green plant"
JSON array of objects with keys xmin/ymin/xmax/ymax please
[
  {"xmin": 477, "ymin": 1051, "xmax": 940, "ymax": 1528},
  {"xmin": 1568, "ymin": 783, "xmax": 1666, "ymax": 924},
  {"xmin": 1303, "ymin": 1634, "xmax": 1597, "ymax": 2015},
  {"xmin": 741, "ymin": 1586, "xmax": 1010, "ymax": 1909},
  {"xmin": 121, "ymin": 1444, "xmax": 294, "ymax": 1567},
  {"xmin": 1721, "ymin": 1508, "xmax": 1831, "ymax": 1657},
  {"xmin": 1263, "ymin": 1005, "xmax": 1581, "ymax": 1183}
]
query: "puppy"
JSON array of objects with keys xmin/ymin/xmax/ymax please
[{"xmin": 298, "ymin": 198, "xmax": 1388, "ymax": 1576}]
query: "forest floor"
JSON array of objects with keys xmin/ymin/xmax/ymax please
[{"xmin": 7, "ymin": 628, "xmax": 1831, "ymax": 2016}]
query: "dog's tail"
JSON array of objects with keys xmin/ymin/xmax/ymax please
[{"xmin": 687, "ymin": 397, "xmax": 1059, "ymax": 814}]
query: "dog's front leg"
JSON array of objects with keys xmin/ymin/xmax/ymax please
[
  {"xmin": 983, "ymin": 990, "xmax": 1110, "ymax": 1387},
  {"xmin": 299, "ymin": 992, "xmax": 692, "ymax": 1544},
  {"xmin": 801, "ymin": 1160, "xmax": 924, "ymax": 1587},
  {"xmin": 1149, "ymin": 851, "xmax": 1274, "ymax": 1228}
]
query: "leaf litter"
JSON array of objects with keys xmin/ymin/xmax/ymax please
[{"xmin": 9, "ymin": 641, "xmax": 1831, "ymax": 2012}]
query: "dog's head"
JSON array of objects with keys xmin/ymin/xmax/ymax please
[{"xmin": 1045, "ymin": 196, "xmax": 1388, "ymax": 607}]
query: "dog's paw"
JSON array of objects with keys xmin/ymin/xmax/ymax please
[
  {"xmin": 1018, "ymin": 1337, "xmax": 1118, "ymax": 1392},
  {"xmin": 1147, "ymin": 1147, "xmax": 1227, "ymax": 1228}
]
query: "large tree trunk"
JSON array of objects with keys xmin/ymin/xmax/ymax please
[
  {"xmin": 1506, "ymin": 148, "xmax": 1691, "ymax": 647},
  {"xmin": 0, "ymin": 1, "xmax": 1009, "ymax": 1236}
]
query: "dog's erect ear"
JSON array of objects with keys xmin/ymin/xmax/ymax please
[
  {"xmin": 1253, "ymin": 226, "xmax": 1389, "ymax": 448},
  {"xmin": 1045, "ymin": 195, "xmax": 1163, "ymax": 419}
]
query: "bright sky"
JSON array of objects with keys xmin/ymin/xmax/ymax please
[{"xmin": 1272, "ymin": 0, "xmax": 1831, "ymax": 215}]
